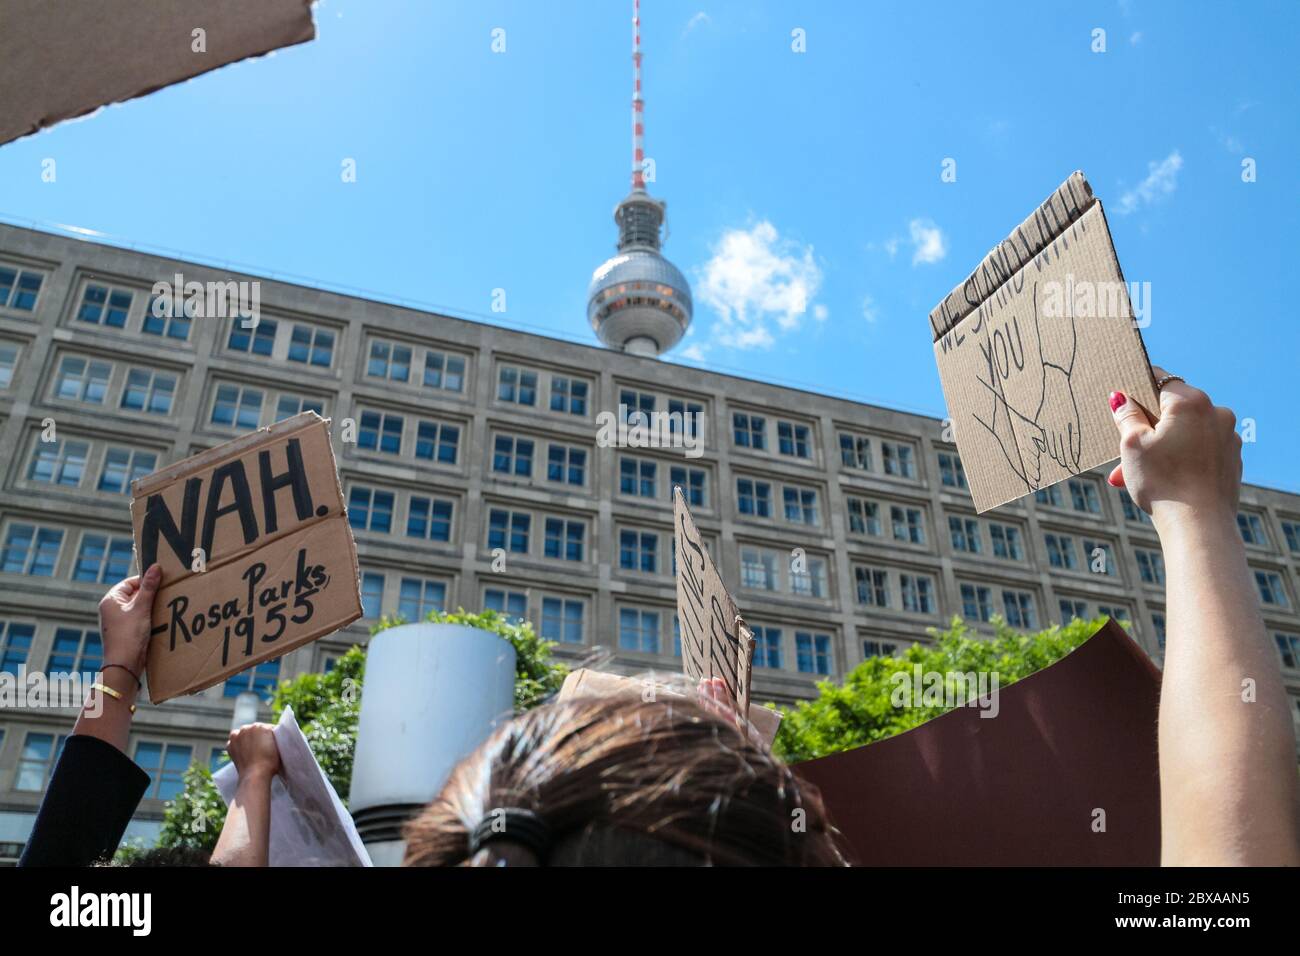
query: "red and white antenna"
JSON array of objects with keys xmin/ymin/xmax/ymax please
[{"xmin": 631, "ymin": 0, "xmax": 645, "ymax": 192}]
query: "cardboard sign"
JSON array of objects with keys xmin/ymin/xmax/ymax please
[
  {"xmin": 794, "ymin": 619, "xmax": 1162, "ymax": 865},
  {"xmin": 130, "ymin": 412, "xmax": 361, "ymax": 704},
  {"xmin": 557, "ymin": 668, "xmax": 782, "ymax": 748},
  {"xmin": 928, "ymin": 172, "xmax": 1160, "ymax": 512},
  {"xmin": 0, "ymin": 0, "xmax": 316, "ymax": 146},
  {"xmin": 673, "ymin": 487, "xmax": 755, "ymax": 716}
]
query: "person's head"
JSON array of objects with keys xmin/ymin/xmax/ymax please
[{"xmin": 403, "ymin": 694, "xmax": 846, "ymax": 866}]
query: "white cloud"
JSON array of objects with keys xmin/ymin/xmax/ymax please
[
  {"xmin": 813, "ymin": 303, "xmax": 829, "ymax": 321},
  {"xmin": 683, "ymin": 11, "xmax": 710, "ymax": 36},
  {"xmin": 861, "ymin": 295, "xmax": 879, "ymax": 324},
  {"xmin": 909, "ymin": 218, "xmax": 948, "ymax": 266},
  {"xmin": 1117, "ymin": 150, "xmax": 1183, "ymax": 215},
  {"xmin": 1129, "ymin": 31, "xmax": 1143, "ymax": 45},
  {"xmin": 680, "ymin": 342, "xmax": 707, "ymax": 361},
  {"xmin": 696, "ymin": 221, "xmax": 824, "ymax": 350}
]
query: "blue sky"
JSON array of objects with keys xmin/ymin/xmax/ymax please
[{"xmin": 2, "ymin": 0, "xmax": 1297, "ymax": 490}]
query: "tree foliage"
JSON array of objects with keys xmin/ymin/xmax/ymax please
[{"xmin": 772, "ymin": 615, "xmax": 1106, "ymax": 764}]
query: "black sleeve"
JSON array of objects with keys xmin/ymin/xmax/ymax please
[{"xmin": 18, "ymin": 734, "xmax": 151, "ymax": 867}]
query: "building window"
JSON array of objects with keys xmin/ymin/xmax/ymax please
[
  {"xmin": 961, "ymin": 584, "xmax": 994, "ymax": 622},
  {"xmin": 619, "ymin": 457, "xmax": 657, "ymax": 497},
  {"xmin": 1255, "ymin": 571, "xmax": 1289, "ymax": 607},
  {"xmin": 1275, "ymin": 632, "xmax": 1300, "ymax": 670},
  {"xmin": 492, "ymin": 435, "xmax": 534, "ymax": 477},
  {"xmin": 890, "ymin": 506, "xmax": 925, "ymax": 545},
  {"xmin": 211, "ymin": 383, "xmax": 263, "ymax": 429},
  {"xmin": 795, "ymin": 632, "xmax": 832, "ymax": 675},
  {"xmin": 406, "ymin": 496, "xmax": 453, "ymax": 543},
  {"xmin": 1083, "ymin": 539, "xmax": 1116, "ymax": 576},
  {"xmin": 358, "ymin": 411, "xmax": 403, "ymax": 455},
  {"xmin": 423, "ymin": 350, "xmax": 466, "ymax": 392},
  {"xmin": 228, "ymin": 317, "xmax": 278, "ymax": 356},
  {"xmin": 120, "ymin": 368, "xmax": 176, "ymax": 415},
  {"xmin": 367, "ymin": 340, "xmax": 412, "ymax": 382},
  {"xmin": 488, "ymin": 510, "xmax": 530, "ymax": 554},
  {"xmin": 1135, "ymin": 549, "xmax": 1165, "ymax": 585},
  {"xmin": 1280, "ymin": 520, "xmax": 1300, "ymax": 555},
  {"xmin": 398, "ymin": 578, "xmax": 446, "ymax": 621},
  {"xmin": 547, "ymin": 445, "xmax": 586, "ymax": 486},
  {"xmin": 1035, "ymin": 485, "xmax": 1064, "ymax": 508},
  {"xmin": 989, "ymin": 523, "xmax": 1024, "ymax": 561},
  {"xmin": 360, "ymin": 572, "xmax": 386, "ymax": 619},
  {"xmin": 1119, "ymin": 489, "xmax": 1151, "ymax": 525},
  {"xmin": 133, "ymin": 741, "xmax": 193, "ymax": 801},
  {"xmin": 223, "ymin": 658, "xmax": 281, "ymax": 700},
  {"xmin": 938, "ymin": 452, "xmax": 967, "ymax": 489},
  {"xmin": 948, "ymin": 516, "xmax": 981, "ymax": 554},
  {"xmin": 16, "ymin": 733, "xmax": 68, "ymax": 791},
  {"xmin": 28, "ymin": 438, "xmax": 89, "ymax": 487},
  {"xmin": 741, "ymin": 548, "xmax": 778, "ymax": 591},
  {"xmin": 1059, "ymin": 599, "xmax": 1088, "ymax": 622},
  {"xmin": 541, "ymin": 597, "xmax": 584, "ymax": 644},
  {"xmin": 274, "ymin": 394, "xmax": 324, "ymax": 422},
  {"xmin": 543, "ymin": 518, "xmax": 584, "ymax": 562},
  {"xmin": 777, "ymin": 421, "xmax": 811, "ymax": 459},
  {"xmin": 619, "ymin": 390, "xmax": 655, "ymax": 425},
  {"xmin": 839, "ymin": 433, "xmax": 871, "ymax": 471},
  {"xmin": 498, "ymin": 366, "xmax": 538, "ymax": 406},
  {"xmin": 847, "ymin": 497, "xmax": 881, "ymax": 536},
  {"xmin": 854, "ymin": 566, "xmax": 889, "ymax": 607},
  {"xmin": 1045, "ymin": 533, "xmax": 1078, "ymax": 570},
  {"xmin": 862, "ymin": 640, "xmax": 897, "ymax": 659},
  {"xmin": 415, "ymin": 420, "xmax": 460, "ymax": 465},
  {"xmin": 98, "ymin": 448, "xmax": 156, "ymax": 494},
  {"xmin": 549, "ymin": 376, "xmax": 588, "ymax": 415},
  {"xmin": 1002, "ymin": 590, "xmax": 1037, "ymax": 629},
  {"xmin": 1237, "ymin": 512, "xmax": 1267, "ymax": 547},
  {"xmin": 1, "ymin": 524, "xmax": 63, "ymax": 576},
  {"xmin": 484, "ymin": 589, "xmax": 527, "ymax": 621},
  {"xmin": 1068, "ymin": 478, "xmax": 1101, "ymax": 514},
  {"xmin": 732, "ymin": 413, "xmax": 766, "ymax": 450},
  {"xmin": 72, "ymin": 533, "xmax": 134, "ymax": 583},
  {"xmin": 55, "ymin": 356, "xmax": 111, "ymax": 404},
  {"xmin": 618, "ymin": 608, "xmax": 660, "ymax": 654},
  {"xmin": 752, "ymin": 626, "xmax": 783, "ymax": 669},
  {"xmin": 0, "ymin": 620, "xmax": 35, "ymax": 675},
  {"xmin": 670, "ymin": 466, "xmax": 707, "ymax": 507},
  {"xmin": 1151, "ymin": 612, "xmax": 1166, "ymax": 650},
  {"xmin": 348, "ymin": 486, "xmax": 394, "ymax": 534},
  {"xmin": 737, "ymin": 478, "xmax": 772, "ymax": 518},
  {"xmin": 900, "ymin": 574, "xmax": 934, "ymax": 614},
  {"xmin": 0, "ymin": 342, "xmax": 17, "ymax": 388},
  {"xmin": 1098, "ymin": 605, "xmax": 1130, "ymax": 627},
  {"xmin": 143, "ymin": 295, "xmax": 192, "ymax": 339},
  {"xmin": 0, "ymin": 266, "xmax": 43, "ymax": 311},
  {"xmin": 783, "ymin": 486, "xmax": 819, "ymax": 526},
  {"xmin": 667, "ymin": 399, "xmax": 703, "ymax": 439},
  {"xmin": 881, "ymin": 441, "xmax": 915, "ymax": 478},
  {"xmin": 77, "ymin": 284, "xmax": 133, "ymax": 328},
  {"xmin": 620, "ymin": 530, "xmax": 658, "ymax": 573},
  {"xmin": 288, "ymin": 324, "xmax": 334, "ymax": 367},
  {"xmin": 790, "ymin": 557, "xmax": 828, "ymax": 598}
]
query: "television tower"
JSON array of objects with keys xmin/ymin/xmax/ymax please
[{"xmin": 586, "ymin": 0, "xmax": 693, "ymax": 357}]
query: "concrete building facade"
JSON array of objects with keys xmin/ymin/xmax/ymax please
[{"xmin": 2, "ymin": 221, "xmax": 1299, "ymax": 860}]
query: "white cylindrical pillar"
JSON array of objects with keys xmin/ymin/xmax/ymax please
[{"xmin": 348, "ymin": 623, "xmax": 516, "ymax": 865}]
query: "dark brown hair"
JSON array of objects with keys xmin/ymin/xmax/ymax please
[{"xmin": 403, "ymin": 694, "xmax": 846, "ymax": 866}]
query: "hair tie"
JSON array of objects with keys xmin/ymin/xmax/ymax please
[{"xmin": 468, "ymin": 808, "xmax": 551, "ymax": 860}]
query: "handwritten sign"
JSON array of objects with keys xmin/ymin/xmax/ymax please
[
  {"xmin": 130, "ymin": 412, "xmax": 361, "ymax": 703},
  {"xmin": 928, "ymin": 171, "xmax": 1160, "ymax": 512},
  {"xmin": 673, "ymin": 487, "xmax": 754, "ymax": 716}
]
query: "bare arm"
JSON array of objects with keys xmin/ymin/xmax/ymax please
[
  {"xmin": 1109, "ymin": 368, "xmax": 1299, "ymax": 865},
  {"xmin": 211, "ymin": 723, "xmax": 281, "ymax": 867}
]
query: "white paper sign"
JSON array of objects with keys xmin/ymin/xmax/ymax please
[{"xmin": 214, "ymin": 706, "xmax": 372, "ymax": 867}]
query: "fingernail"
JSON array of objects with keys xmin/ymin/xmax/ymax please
[
  {"xmin": 1108, "ymin": 391, "xmax": 1126, "ymax": 412},
  {"xmin": 146, "ymin": 563, "xmax": 162, "ymax": 581},
  {"xmin": 1107, "ymin": 473, "xmax": 1121, "ymax": 487}
]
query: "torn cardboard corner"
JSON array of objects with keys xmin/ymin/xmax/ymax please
[
  {"xmin": 928, "ymin": 171, "xmax": 1160, "ymax": 513},
  {"xmin": 673, "ymin": 488, "xmax": 756, "ymax": 716},
  {"xmin": 0, "ymin": 0, "xmax": 316, "ymax": 147},
  {"xmin": 795, "ymin": 619, "xmax": 1162, "ymax": 865},
  {"xmin": 131, "ymin": 412, "xmax": 361, "ymax": 704},
  {"xmin": 558, "ymin": 669, "xmax": 783, "ymax": 749}
]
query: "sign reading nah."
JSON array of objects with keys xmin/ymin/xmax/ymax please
[
  {"xmin": 130, "ymin": 412, "xmax": 361, "ymax": 704},
  {"xmin": 673, "ymin": 487, "xmax": 754, "ymax": 716}
]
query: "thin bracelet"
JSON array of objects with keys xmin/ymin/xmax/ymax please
[
  {"xmin": 101, "ymin": 663, "xmax": 142, "ymax": 689},
  {"xmin": 91, "ymin": 682, "xmax": 136, "ymax": 715}
]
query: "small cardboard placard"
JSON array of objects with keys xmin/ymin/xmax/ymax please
[
  {"xmin": 673, "ymin": 487, "xmax": 755, "ymax": 716},
  {"xmin": 928, "ymin": 171, "xmax": 1159, "ymax": 512},
  {"xmin": 131, "ymin": 412, "xmax": 361, "ymax": 704}
]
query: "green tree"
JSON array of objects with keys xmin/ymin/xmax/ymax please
[
  {"xmin": 152, "ymin": 607, "xmax": 567, "ymax": 852},
  {"xmin": 772, "ymin": 615, "xmax": 1106, "ymax": 764}
]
